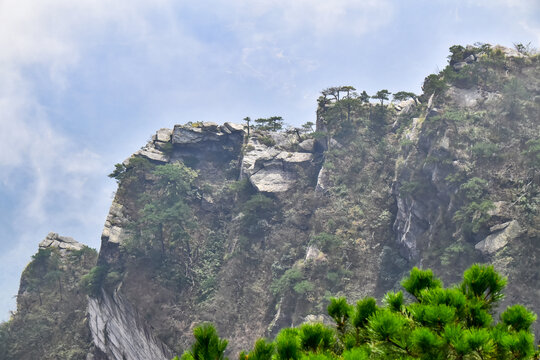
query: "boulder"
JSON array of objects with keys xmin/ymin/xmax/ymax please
[
  {"xmin": 250, "ymin": 169, "xmax": 294, "ymax": 192},
  {"xmin": 453, "ymin": 62, "xmax": 468, "ymax": 71},
  {"xmin": 223, "ymin": 122, "xmax": 245, "ymax": 133},
  {"xmin": 39, "ymin": 232, "xmax": 84, "ymax": 252},
  {"xmin": 447, "ymin": 87, "xmax": 499, "ymax": 108},
  {"xmin": 475, "ymin": 220, "xmax": 523, "ymax": 255},
  {"xmin": 305, "ymin": 246, "xmax": 326, "ymax": 262},
  {"xmin": 155, "ymin": 128, "xmax": 172, "ymax": 143},
  {"xmin": 201, "ymin": 122, "xmax": 220, "ymax": 132},
  {"xmin": 134, "ymin": 144, "xmax": 168, "ymax": 163},
  {"xmin": 395, "ymin": 98, "xmax": 417, "ymax": 115},
  {"xmin": 315, "ymin": 166, "xmax": 331, "ymax": 193},
  {"xmin": 464, "ymin": 54, "xmax": 476, "ymax": 63},
  {"xmin": 172, "ymin": 126, "xmax": 206, "ymax": 144},
  {"xmin": 241, "ymin": 136, "xmax": 314, "ymax": 193},
  {"xmin": 298, "ymin": 139, "xmax": 315, "ymax": 152}
]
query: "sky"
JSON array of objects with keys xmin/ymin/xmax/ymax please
[{"xmin": 0, "ymin": 0, "xmax": 539, "ymax": 321}]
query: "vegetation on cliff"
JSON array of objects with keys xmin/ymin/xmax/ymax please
[
  {"xmin": 1, "ymin": 43, "xmax": 538, "ymax": 359},
  {"xmin": 0, "ymin": 244, "xmax": 97, "ymax": 360},
  {"xmin": 179, "ymin": 265, "xmax": 538, "ymax": 359}
]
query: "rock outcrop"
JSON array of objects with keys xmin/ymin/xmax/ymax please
[
  {"xmin": 39, "ymin": 232, "xmax": 85, "ymax": 252},
  {"xmin": 88, "ymin": 290, "xmax": 173, "ymax": 360},
  {"xmin": 475, "ymin": 220, "xmax": 524, "ymax": 255},
  {"xmin": 241, "ymin": 133, "xmax": 316, "ymax": 193}
]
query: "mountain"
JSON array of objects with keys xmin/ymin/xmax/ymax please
[{"xmin": 1, "ymin": 44, "xmax": 539, "ymax": 360}]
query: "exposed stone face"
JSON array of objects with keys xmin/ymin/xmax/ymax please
[
  {"xmin": 447, "ymin": 87, "xmax": 499, "ymax": 108},
  {"xmin": 155, "ymin": 128, "xmax": 172, "ymax": 143},
  {"xmin": 134, "ymin": 145, "xmax": 169, "ymax": 163},
  {"xmin": 298, "ymin": 139, "xmax": 315, "ymax": 152},
  {"xmin": 223, "ymin": 122, "xmax": 245, "ymax": 133},
  {"xmin": 39, "ymin": 232, "xmax": 84, "ymax": 252},
  {"xmin": 101, "ymin": 201, "xmax": 128, "ymax": 245},
  {"xmin": 475, "ymin": 220, "xmax": 523, "ymax": 255},
  {"xmin": 88, "ymin": 290, "xmax": 173, "ymax": 360},
  {"xmin": 394, "ymin": 98, "xmax": 417, "ymax": 115},
  {"xmin": 241, "ymin": 135, "xmax": 314, "ymax": 193},
  {"xmin": 315, "ymin": 166, "xmax": 331, "ymax": 193},
  {"xmin": 172, "ymin": 123, "xmax": 244, "ymax": 145}
]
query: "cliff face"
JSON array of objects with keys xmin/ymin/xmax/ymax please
[
  {"xmin": 0, "ymin": 233, "xmax": 97, "ymax": 359},
  {"xmin": 2, "ymin": 45, "xmax": 539, "ymax": 360}
]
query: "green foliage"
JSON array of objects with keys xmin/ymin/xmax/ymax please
[
  {"xmin": 254, "ymin": 116, "xmax": 284, "ymax": 131},
  {"xmin": 393, "ymin": 91, "xmax": 417, "ymax": 104},
  {"xmin": 80, "ymin": 265, "xmax": 108, "ymax": 297},
  {"xmin": 310, "ymin": 233, "xmax": 340, "ymax": 253},
  {"xmin": 371, "ymin": 90, "xmax": 391, "ymax": 105},
  {"xmin": 108, "ymin": 163, "xmax": 127, "ymax": 182},
  {"xmin": 182, "ymin": 265, "xmax": 538, "ymax": 360},
  {"xmin": 453, "ymin": 200, "xmax": 495, "ymax": 234},
  {"xmin": 276, "ymin": 328, "xmax": 301, "ymax": 360},
  {"xmin": 2, "ymin": 245, "xmax": 96, "ymax": 359},
  {"xmin": 422, "ymin": 74, "xmax": 448, "ymax": 97},
  {"xmin": 123, "ymin": 161, "xmax": 200, "ymax": 289},
  {"xmin": 180, "ymin": 323, "xmax": 228, "ymax": 360},
  {"xmin": 241, "ymin": 193, "xmax": 276, "ymax": 235},
  {"xmin": 460, "ymin": 177, "xmax": 488, "ymax": 200},
  {"xmin": 271, "ymin": 267, "xmax": 303, "ymax": 295},
  {"xmin": 243, "ymin": 338, "xmax": 275, "ymax": 360},
  {"xmin": 293, "ymin": 280, "xmax": 315, "ymax": 295},
  {"xmin": 382, "ymin": 292, "xmax": 403, "ymax": 313},
  {"xmin": 502, "ymin": 77, "xmax": 528, "ymax": 117},
  {"xmin": 353, "ymin": 298, "xmax": 379, "ymax": 328},
  {"xmin": 327, "ymin": 297, "xmax": 351, "ymax": 335},
  {"xmin": 398, "ymin": 180, "xmax": 432, "ymax": 197},
  {"xmin": 301, "ymin": 122, "xmax": 315, "ymax": 133},
  {"xmin": 258, "ymin": 135, "xmax": 276, "ymax": 147},
  {"xmin": 460, "ymin": 264, "xmax": 507, "ymax": 310},
  {"xmin": 401, "ymin": 267, "xmax": 442, "ymax": 301},
  {"xmin": 298, "ymin": 323, "xmax": 334, "ymax": 353},
  {"xmin": 453, "ymin": 177, "xmax": 494, "ymax": 235},
  {"xmin": 472, "ymin": 142, "xmax": 500, "ymax": 160},
  {"xmin": 523, "ymin": 138, "xmax": 540, "ymax": 168},
  {"xmin": 500, "ymin": 305, "xmax": 537, "ymax": 332}
]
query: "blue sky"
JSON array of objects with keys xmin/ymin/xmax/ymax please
[{"xmin": 1, "ymin": 0, "xmax": 539, "ymax": 320}]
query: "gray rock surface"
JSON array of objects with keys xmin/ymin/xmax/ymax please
[
  {"xmin": 395, "ymin": 98, "xmax": 417, "ymax": 114},
  {"xmin": 241, "ymin": 135, "xmax": 313, "ymax": 193},
  {"xmin": 172, "ymin": 123, "xmax": 243, "ymax": 145},
  {"xmin": 39, "ymin": 232, "xmax": 84, "ymax": 252},
  {"xmin": 223, "ymin": 122, "xmax": 245, "ymax": 132},
  {"xmin": 101, "ymin": 201, "xmax": 128, "ymax": 245},
  {"xmin": 315, "ymin": 166, "xmax": 331, "ymax": 193},
  {"xmin": 475, "ymin": 220, "xmax": 523, "ymax": 255},
  {"xmin": 134, "ymin": 145, "xmax": 169, "ymax": 163},
  {"xmin": 447, "ymin": 87, "xmax": 499, "ymax": 108},
  {"xmin": 298, "ymin": 139, "xmax": 315, "ymax": 152},
  {"xmin": 88, "ymin": 290, "xmax": 173, "ymax": 360},
  {"xmin": 155, "ymin": 128, "xmax": 172, "ymax": 143}
]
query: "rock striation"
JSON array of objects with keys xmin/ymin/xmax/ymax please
[{"xmin": 88, "ymin": 289, "xmax": 173, "ymax": 360}]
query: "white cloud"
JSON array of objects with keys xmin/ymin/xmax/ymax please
[{"xmin": 222, "ymin": 0, "xmax": 394, "ymax": 38}]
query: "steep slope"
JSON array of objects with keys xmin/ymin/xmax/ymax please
[
  {"xmin": 0, "ymin": 234, "xmax": 97, "ymax": 359},
  {"xmin": 89, "ymin": 45, "xmax": 539, "ymax": 357},
  {"xmin": 1, "ymin": 44, "xmax": 538, "ymax": 360}
]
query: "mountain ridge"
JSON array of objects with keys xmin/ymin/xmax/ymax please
[{"xmin": 1, "ymin": 43, "xmax": 539, "ymax": 359}]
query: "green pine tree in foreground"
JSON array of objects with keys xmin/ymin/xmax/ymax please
[{"xmin": 176, "ymin": 264, "xmax": 539, "ymax": 359}]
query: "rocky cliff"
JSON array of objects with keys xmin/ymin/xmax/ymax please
[{"xmin": 1, "ymin": 44, "xmax": 539, "ymax": 360}]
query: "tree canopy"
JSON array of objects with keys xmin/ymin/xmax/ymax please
[{"xmin": 177, "ymin": 264, "xmax": 538, "ymax": 360}]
